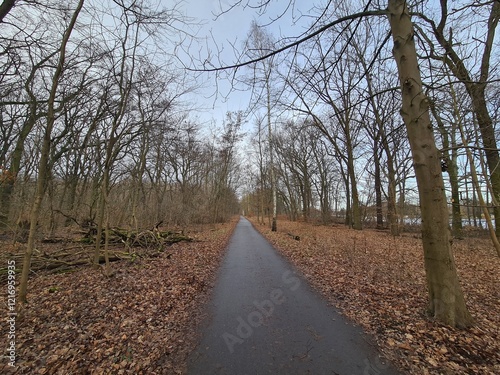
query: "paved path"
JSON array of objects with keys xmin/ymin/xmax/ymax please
[{"xmin": 188, "ymin": 217, "xmax": 402, "ymax": 375}]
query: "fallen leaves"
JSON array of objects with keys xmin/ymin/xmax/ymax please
[
  {"xmin": 250, "ymin": 218, "xmax": 500, "ymax": 375},
  {"xmin": 0, "ymin": 219, "xmax": 238, "ymax": 374}
]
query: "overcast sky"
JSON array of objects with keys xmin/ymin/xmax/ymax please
[{"xmin": 172, "ymin": 0, "xmax": 313, "ymax": 130}]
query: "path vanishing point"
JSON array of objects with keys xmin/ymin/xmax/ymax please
[{"xmin": 188, "ymin": 217, "xmax": 402, "ymax": 375}]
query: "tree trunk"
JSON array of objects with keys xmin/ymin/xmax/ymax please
[
  {"xmin": 319, "ymin": 167, "xmax": 330, "ymax": 224},
  {"xmin": 458, "ymin": 116, "xmax": 500, "ymax": 256},
  {"xmin": 19, "ymin": 148, "xmax": 49, "ymax": 303},
  {"xmin": 19, "ymin": 0, "xmax": 85, "ymax": 303},
  {"xmin": 0, "ymin": 0, "xmax": 15, "ymax": 23},
  {"xmin": 94, "ymin": 167, "xmax": 109, "ymax": 265},
  {"xmin": 267, "ymin": 81, "xmax": 277, "ymax": 232},
  {"xmin": 0, "ymin": 106, "xmax": 37, "ymax": 229},
  {"xmin": 343, "ymin": 168, "xmax": 351, "ymax": 227},
  {"xmin": 468, "ymin": 44, "xmax": 500, "ymax": 237},
  {"xmin": 448, "ymin": 151, "xmax": 462, "ymax": 237},
  {"xmin": 64, "ymin": 172, "xmax": 79, "ymax": 226},
  {"xmin": 347, "ymin": 150, "xmax": 362, "ymax": 230},
  {"xmin": 430, "ymin": 101, "xmax": 463, "ymax": 238},
  {"xmin": 0, "ymin": 176, "xmax": 14, "ymax": 228},
  {"xmin": 354, "ymin": 43, "xmax": 385, "ymax": 231},
  {"xmin": 383, "ymin": 137, "xmax": 400, "ymax": 236},
  {"xmin": 387, "ymin": 0, "xmax": 472, "ymax": 327},
  {"xmin": 373, "ymin": 140, "xmax": 384, "ymax": 229},
  {"xmin": 433, "ymin": 0, "xmax": 500, "ymax": 236}
]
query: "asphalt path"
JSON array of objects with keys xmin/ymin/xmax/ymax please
[{"xmin": 187, "ymin": 217, "xmax": 402, "ymax": 375}]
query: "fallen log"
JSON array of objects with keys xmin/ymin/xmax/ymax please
[
  {"xmin": 0, "ymin": 225, "xmax": 192, "ymax": 279},
  {"xmin": 0, "ymin": 247, "xmax": 174, "ymax": 279},
  {"xmin": 79, "ymin": 228, "xmax": 194, "ymax": 248},
  {"xmin": 41, "ymin": 237, "xmax": 70, "ymax": 244}
]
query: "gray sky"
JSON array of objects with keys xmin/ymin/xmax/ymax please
[{"xmin": 173, "ymin": 0, "xmax": 313, "ymax": 130}]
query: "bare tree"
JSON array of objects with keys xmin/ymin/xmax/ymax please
[
  {"xmin": 244, "ymin": 21, "xmax": 278, "ymax": 231},
  {"xmin": 413, "ymin": 0, "xmax": 500, "ymax": 236},
  {"xmin": 0, "ymin": 0, "xmax": 15, "ymax": 22},
  {"xmin": 19, "ymin": 0, "xmax": 85, "ymax": 303},
  {"xmin": 209, "ymin": 112, "xmax": 243, "ymax": 223},
  {"xmin": 196, "ymin": 0, "xmax": 475, "ymax": 327},
  {"xmin": 250, "ymin": 115, "xmax": 270, "ymax": 224},
  {"xmin": 0, "ymin": 24, "xmax": 60, "ymax": 229},
  {"xmin": 284, "ymin": 47, "xmax": 365, "ymax": 229},
  {"xmin": 429, "ymin": 96, "xmax": 463, "ymax": 238},
  {"xmin": 273, "ymin": 120, "xmax": 315, "ymax": 222},
  {"xmin": 387, "ymin": 0, "xmax": 472, "ymax": 327},
  {"xmin": 90, "ymin": 0, "xmax": 189, "ymax": 267}
]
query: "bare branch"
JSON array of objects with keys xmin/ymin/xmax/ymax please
[
  {"xmin": 188, "ymin": 9, "xmax": 388, "ymax": 72},
  {"xmin": 0, "ymin": 0, "xmax": 15, "ymax": 23}
]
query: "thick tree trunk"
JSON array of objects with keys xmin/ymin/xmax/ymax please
[
  {"xmin": 282, "ymin": 175, "xmax": 297, "ymax": 221},
  {"xmin": 130, "ymin": 135, "xmax": 148, "ymax": 230},
  {"xmin": 0, "ymin": 0, "xmax": 15, "ymax": 23},
  {"xmin": 430, "ymin": 101, "xmax": 463, "ymax": 238},
  {"xmin": 388, "ymin": 0, "xmax": 472, "ymax": 327}
]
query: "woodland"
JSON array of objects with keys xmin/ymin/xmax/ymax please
[{"xmin": 0, "ymin": 0, "xmax": 499, "ymax": 373}]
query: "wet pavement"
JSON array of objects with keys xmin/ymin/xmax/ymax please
[{"xmin": 187, "ymin": 217, "xmax": 402, "ymax": 375}]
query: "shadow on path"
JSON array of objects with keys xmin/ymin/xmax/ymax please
[{"xmin": 187, "ymin": 217, "xmax": 402, "ymax": 375}]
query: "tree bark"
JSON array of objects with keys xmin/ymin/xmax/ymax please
[
  {"xmin": 343, "ymin": 168, "xmax": 352, "ymax": 227},
  {"xmin": 430, "ymin": 101, "xmax": 463, "ymax": 238},
  {"xmin": 382, "ymin": 136, "xmax": 400, "ymax": 236},
  {"xmin": 19, "ymin": 0, "xmax": 85, "ymax": 303},
  {"xmin": 347, "ymin": 142, "xmax": 362, "ymax": 230},
  {"xmin": 373, "ymin": 139, "xmax": 384, "ymax": 229},
  {"xmin": 267, "ymin": 79, "xmax": 277, "ymax": 232},
  {"xmin": 387, "ymin": 0, "xmax": 472, "ymax": 327},
  {"xmin": 0, "ymin": 0, "xmax": 15, "ymax": 23}
]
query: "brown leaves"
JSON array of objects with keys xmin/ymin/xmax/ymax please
[
  {"xmin": 0, "ymin": 219, "xmax": 238, "ymax": 374},
  {"xmin": 251, "ymin": 218, "xmax": 500, "ymax": 375}
]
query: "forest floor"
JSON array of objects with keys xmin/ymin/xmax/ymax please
[
  {"xmin": 0, "ymin": 217, "xmax": 239, "ymax": 374},
  {"xmin": 249, "ymin": 217, "xmax": 499, "ymax": 375}
]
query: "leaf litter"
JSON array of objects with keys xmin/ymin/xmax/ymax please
[
  {"xmin": 0, "ymin": 219, "xmax": 238, "ymax": 374},
  {"xmin": 250, "ymin": 218, "xmax": 499, "ymax": 375},
  {"xmin": 3, "ymin": 217, "xmax": 498, "ymax": 374}
]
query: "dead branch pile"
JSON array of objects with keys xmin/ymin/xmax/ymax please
[{"xmin": 0, "ymin": 227, "xmax": 194, "ymax": 279}]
